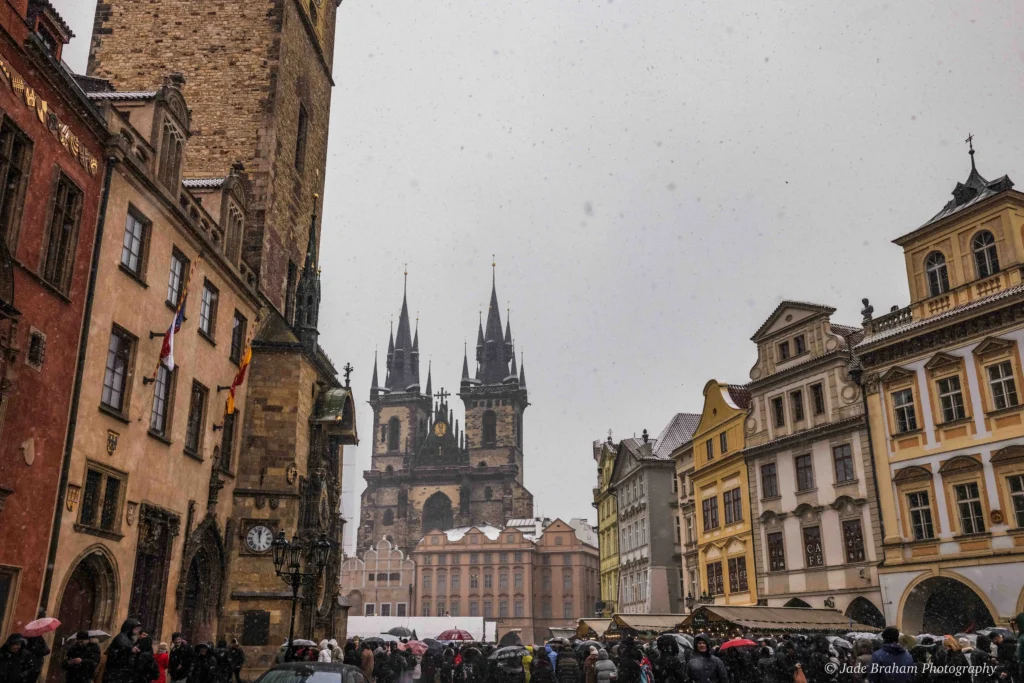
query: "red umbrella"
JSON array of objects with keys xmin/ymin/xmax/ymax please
[
  {"xmin": 719, "ymin": 638, "xmax": 757, "ymax": 651},
  {"xmin": 405, "ymin": 641, "xmax": 429, "ymax": 655},
  {"xmin": 24, "ymin": 618, "xmax": 61, "ymax": 638},
  {"xmin": 437, "ymin": 629, "xmax": 474, "ymax": 642}
]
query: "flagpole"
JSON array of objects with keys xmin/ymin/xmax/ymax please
[{"xmin": 149, "ymin": 255, "xmax": 201, "ymax": 382}]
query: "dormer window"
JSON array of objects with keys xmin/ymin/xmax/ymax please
[
  {"xmin": 158, "ymin": 120, "xmax": 185, "ymax": 192},
  {"xmin": 794, "ymin": 335, "xmax": 806, "ymax": 355},
  {"xmin": 972, "ymin": 231, "xmax": 999, "ymax": 279},
  {"xmin": 225, "ymin": 202, "xmax": 244, "ymax": 263},
  {"xmin": 925, "ymin": 251, "xmax": 950, "ymax": 296}
]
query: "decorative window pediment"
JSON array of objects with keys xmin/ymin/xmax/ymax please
[
  {"xmin": 990, "ymin": 444, "xmax": 1024, "ymax": 465},
  {"xmin": 972, "ymin": 336, "xmax": 1016, "ymax": 360},
  {"xmin": 793, "ymin": 502, "xmax": 822, "ymax": 520},
  {"xmin": 893, "ymin": 465, "xmax": 932, "ymax": 484},
  {"xmin": 830, "ymin": 495, "xmax": 866, "ymax": 515},
  {"xmin": 924, "ymin": 352, "xmax": 962, "ymax": 373},
  {"xmin": 881, "ymin": 366, "xmax": 916, "ymax": 385},
  {"xmin": 937, "ymin": 454, "xmax": 982, "ymax": 475}
]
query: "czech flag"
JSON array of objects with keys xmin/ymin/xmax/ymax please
[{"xmin": 159, "ymin": 302, "xmax": 187, "ymax": 371}]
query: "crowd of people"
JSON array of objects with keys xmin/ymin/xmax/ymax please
[
  {"xmin": 4, "ymin": 614, "xmax": 1024, "ymax": 683},
  {"xmin": 0, "ymin": 619, "xmax": 247, "ymax": 683}
]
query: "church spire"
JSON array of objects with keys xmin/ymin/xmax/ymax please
[
  {"xmin": 294, "ymin": 197, "xmax": 322, "ymax": 350},
  {"xmin": 462, "ymin": 341, "xmax": 470, "ymax": 383},
  {"xmin": 425, "ymin": 359, "xmax": 432, "ymax": 396},
  {"xmin": 371, "ymin": 350, "xmax": 379, "ymax": 389},
  {"xmin": 519, "ymin": 352, "xmax": 527, "ymax": 388},
  {"xmin": 385, "ymin": 271, "xmax": 421, "ymax": 393},
  {"xmin": 477, "ymin": 267, "xmax": 514, "ymax": 385}
]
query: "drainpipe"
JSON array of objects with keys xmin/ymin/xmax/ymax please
[{"xmin": 38, "ymin": 155, "xmax": 118, "ymax": 618}]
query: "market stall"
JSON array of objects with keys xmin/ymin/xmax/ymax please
[
  {"xmin": 677, "ymin": 606, "xmax": 881, "ymax": 638},
  {"xmin": 607, "ymin": 614, "xmax": 687, "ymax": 640},
  {"xmin": 576, "ymin": 619, "xmax": 614, "ymax": 640}
]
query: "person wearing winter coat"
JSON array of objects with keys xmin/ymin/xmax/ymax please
[
  {"xmin": 555, "ymin": 648, "xmax": 582, "ymax": 683},
  {"xmin": 522, "ymin": 647, "xmax": 534, "ymax": 683},
  {"xmin": 318, "ymin": 640, "xmax": 333, "ymax": 663},
  {"xmin": 64, "ymin": 632, "xmax": 102, "ymax": 683},
  {"xmin": 1, "ymin": 634, "xmax": 33, "ymax": 683},
  {"xmin": 188, "ymin": 644, "xmax": 216, "ymax": 683},
  {"xmin": 594, "ymin": 651, "xmax": 615, "ymax": 683},
  {"xmin": 869, "ymin": 628, "xmax": 915, "ymax": 683},
  {"xmin": 1015, "ymin": 613, "xmax": 1024, "ymax": 683},
  {"xmin": 756, "ymin": 647, "xmax": 780, "ymax": 683},
  {"xmin": 971, "ymin": 635, "xmax": 996, "ymax": 683},
  {"xmin": 131, "ymin": 637, "xmax": 160, "ymax": 683},
  {"xmin": 531, "ymin": 655, "xmax": 556, "ymax": 683},
  {"xmin": 684, "ymin": 636, "xmax": 729, "ymax": 683},
  {"xmin": 105, "ymin": 619, "xmax": 143, "ymax": 683},
  {"xmin": 228, "ymin": 639, "xmax": 245, "ymax": 683},
  {"xmin": 211, "ymin": 641, "xmax": 234, "ymax": 683},
  {"xmin": 582, "ymin": 649, "xmax": 599, "ymax": 683},
  {"xmin": 155, "ymin": 643, "xmax": 170, "ymax": 683},
  {"xmin": 169, "ymin": 634, "xmax": 194, "ymax": 683},
  {"xmin": 361, "ymin": 643, "xmax": 375, "ymax": 683},
  {"xmin": 22, "ymin": 634, "xmax": 50, "ymax": 683}
]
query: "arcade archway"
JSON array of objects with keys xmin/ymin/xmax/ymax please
[
  {"xmin": 49, "ymin": 548, "xmax": 117, "ymax": 683},
  {"xmin": 901, "ymin": 575, "xmax": 994, "ymax": 634},
  {"xmin": 846, "ymin": 596, "xmax": 885, "ymax": 628}
]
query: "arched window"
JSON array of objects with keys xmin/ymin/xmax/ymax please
[
  {"xmin": 384, "ymin": 465, "xmax": 394, "ymax": 474},
  {"xmin": 383, "ymin": 509, "xmax": 394, "ymax": 526},
  {"xmin": 387, "ymin": 417, "xmax": 401, "ymax": 452},
  {"xmin": 482, "ymin": 410, "xmax": 497, "ymax": 447},
  {"xmin": 925, "ymin": 251, "xmax": 950, "ymax": 296},
  {"xmin": 485, "ymin": 486, "xmax": 493, "ymax": 500},
  {"xmin": 157, "ymin": 121, "xmax": 184, "ymax": 191},
  {"xmin": 972, "ymin": 231, "xmax": 999, "ymax": 278}
]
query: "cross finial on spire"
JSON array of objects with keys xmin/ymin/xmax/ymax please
[
  {"xmin": 966, "ymin": 132, "xmax": 976, "ymax": 171},
  {"xmin": 436, "ymin": 388, "xmax": 450, "ymax": 403},
  {"xmin": 343, "ymin": 362, "xmax": 354, "ymax": 388}
]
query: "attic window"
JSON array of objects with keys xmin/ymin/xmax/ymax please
[
  {"xmin": 794, "ymin": 335, "xmax": 806, "ymax": 355},
  {"xmin": 37, "ymin": 28, "xmax": 58, "ymax": 56},
  {"xmin": 778, "ymin": 340, "xmax": 791, "ymax": 361}
]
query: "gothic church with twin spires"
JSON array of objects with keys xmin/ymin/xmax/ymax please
[{"xmin": 357, "ymin": 276, "xmax": 533, "ymax": 553}]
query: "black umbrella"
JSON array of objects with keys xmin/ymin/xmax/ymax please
[
  {"xmin": 388, "ymin": 627, "xmax": 416, "ymax": 638},
  {"xmin": 362, "ymin": 637, "xmax": 386, "ymax": 648},
  {"xmin": 423, "ymin": 638, "xmax": 444, "ymax": 654},
  {"xmin": 490, "ymin": 646, "xmax": 529, "ymax": 661}
]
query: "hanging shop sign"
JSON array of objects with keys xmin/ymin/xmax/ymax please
[{"xmin": 0, "ymin": 53, "xmax": 99, "ymax": 176}]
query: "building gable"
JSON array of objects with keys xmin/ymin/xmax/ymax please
[
  {"xmin": 751, "ymin": 301, "xmax": 836, "ymax": 342},
  {"xmin": 693, "ymin": 380, "xmax": 750, "ymax": 441}
]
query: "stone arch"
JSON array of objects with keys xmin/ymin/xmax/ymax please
[
  {"xmin": 845, "ymin": 596, "xmax": 885, "ymax": 628},
  {"xmin": 49, "ymin": 546, "xmax": 119, "ymax": 682},
  {"xmin": 899, "ymin": 571, "xmax": 996, "ymax": 635},
  {"xmin": 422, "ymin": 491, "xmax": 454, "ymax": 534},
  {"xmin": 177, "ymin": 519, "xmax": 225, "ymax": 644}
]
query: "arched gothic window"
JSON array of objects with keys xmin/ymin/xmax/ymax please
[
  {"xmin": 388, "ymin": 417, "xmax": 401, "ymax": 452},
  {"xmin": 482, "ymin": 410, "xmax": 497, "ymax": 447},
  {"xmin": 383, "ymin": 509, "xmax": 394, "ymax": 526},
  {"xmin": 925, "ymin": 251, "xmax": 950, "ymax": 296},
  {"xmin": 157, "ymin": 121, "xmax": 184, "ymax": 191},
  {"xmin": 972, "ymin": 231, "xmax": 999, "ymax": 278}
]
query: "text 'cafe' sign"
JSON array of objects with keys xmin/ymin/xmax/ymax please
[{"xmin": 0, "ymin": 53, "xmax": 99, "ymax": 177}]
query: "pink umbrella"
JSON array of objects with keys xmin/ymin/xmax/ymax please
[
  {"xmin": 24, "ymin": 618, "xmax": 61, "ymax": 638},
  {"xmin": 437, "ymin": 629, "xmax": 474, "ymax": 642},
  {"xmin": 405, "ymin": 641, "xmax": 429, "ymax": 656}
]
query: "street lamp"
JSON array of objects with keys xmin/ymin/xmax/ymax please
[
  {"xmin": 272, "ymin": 530, "xmax": 331, "ymax": 652},
  {"xmin": 685, "ymin": 592, "xmax": 695, "ymax": 612}
]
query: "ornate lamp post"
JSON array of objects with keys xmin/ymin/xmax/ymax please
[{"xmin": 272, "ymin": 531, "xmax": 332, "ymax": 649}]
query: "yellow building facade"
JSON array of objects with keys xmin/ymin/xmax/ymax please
[
  {"xmin": 691, "ymin": 380, "xmax": 756, "ymax": 605},
  {"xmin": 857, "ymin": 155, "xmax": 1024, "ymax": 633},
  {"xmin": 593, "ymin": 438, "xmax": 619, "ymax": 616}
]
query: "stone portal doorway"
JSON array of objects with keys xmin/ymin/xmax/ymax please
[{"xmin": 49, "ymin": 549, "xmax": 117, "ymax": 683}]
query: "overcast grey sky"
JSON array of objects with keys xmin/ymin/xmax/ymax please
[{"xmin": 55, "ymin": 0, "xmax": 1024, "ymax": 527}]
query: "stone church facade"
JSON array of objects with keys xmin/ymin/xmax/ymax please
[{"xmin": 358, "ymin": 277, "xmax": 534, "ymax": 553}]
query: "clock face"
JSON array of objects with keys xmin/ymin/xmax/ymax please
[
  {"xmin": 246, "ymin": 525, "xmax": 274, "ymax": 553},
  {"xmin": 434, "ymin": 422, "xmax": 448, "ymax": 437}
]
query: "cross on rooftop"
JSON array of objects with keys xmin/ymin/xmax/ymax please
[{"xmin": 436, "ymin": 388, "xmax": 450, "ymax": 403}]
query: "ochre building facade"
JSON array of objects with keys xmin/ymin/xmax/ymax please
[{"xmin": 857, "ymin": 152, "xmax": 1024, "ymax": 635}]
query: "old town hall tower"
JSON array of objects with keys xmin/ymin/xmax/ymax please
[{"xmin": 359, "ymin": 275, "xmax": 533, "ymax": 552}]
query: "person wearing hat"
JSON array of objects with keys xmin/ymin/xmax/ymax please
[{"xmin": 868, "ymin": 627, "xmax": 914, "ymax": 683}]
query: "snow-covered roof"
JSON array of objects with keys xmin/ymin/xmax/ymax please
[{"xmin": 443, "ymin": 525, "xmax": 502, "ymax": 542}]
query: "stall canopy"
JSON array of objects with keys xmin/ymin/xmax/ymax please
[
  {"xmin": 611, "ymin": 614, "xmax": 688, "ymax": 636},
  {"xmin": 577, "ymin": 619, "xmax": 613, "ymax": 639},
  {"xmin": 548, "ymin": 627, "xmax": 577, "ymax": 641},
  {"xmin": 678, "ymin": 606, "xmax": 881, "ymax": 636}
]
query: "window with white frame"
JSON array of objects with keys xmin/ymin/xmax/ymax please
[
  {"xmin": 987, "ymin": 362, "xmax": 1018, "ymax": 410},
  {"xmin": 954, "ymin": 482, "xmax": 985, "ymax": 535},
  {"xmin": 972, "ymin": 230, "xmax": 999, "ymax": 278},
  {"xmin": 1008, "ymin": 475, "xmax": 1024, "ymax": 528},
  {"xmin": 925, "ymin": 251, "xmax": 950, "ymax": 296},
  {"xmin": 937, "ymin": 376, "xmax": 966, "ymax": 422},
  {"xmin": 892, "ymin": 389, "xmax": 918, "ymax": 433},
  {"xmin": 907, "ymin": 491, "xmax": 934, "ymax": 540}
]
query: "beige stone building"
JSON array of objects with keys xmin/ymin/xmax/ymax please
[
  {"xmin": 341, "ymin": 538, "xmax": 416, "ymax": 617},
  {"xmin": 673, "ymin": 441, "xmax": 699, "ymax": 607},
  {"xmin": 46, "ymin": 79, "xmax": 262, "ymax": 658},
  {"xmin": 742, "ymin": 302, "xmax": 884, "ymax": 626},
  {"xmin": 410, "ymin": 519, "xmax": 599, "ymax": 645}
]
